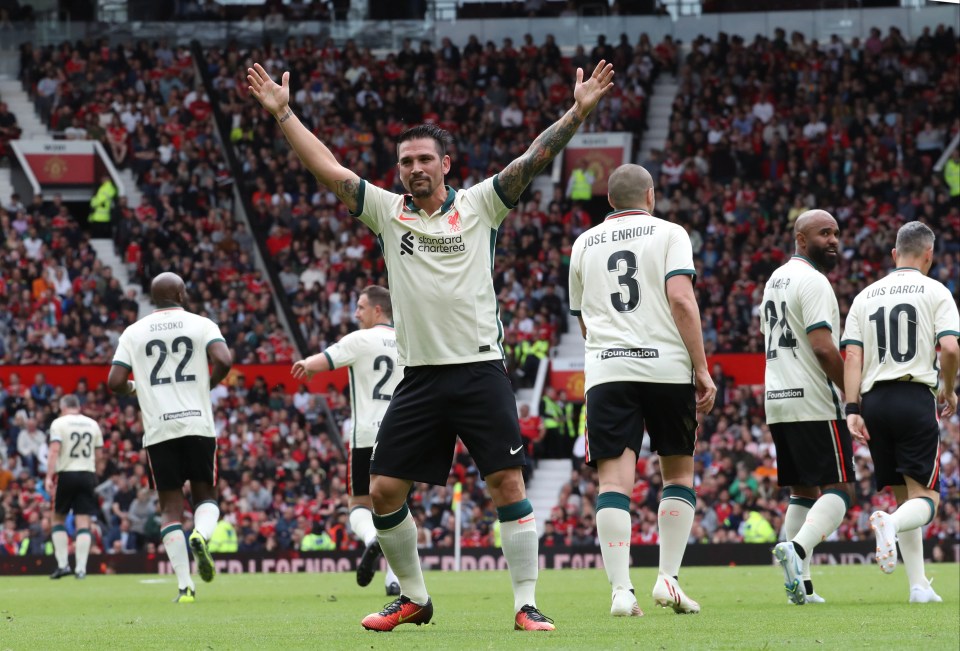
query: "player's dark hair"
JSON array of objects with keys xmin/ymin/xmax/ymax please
[
  {"xmin": 396, "ymin": 124, "xmax": 453, "ymax": 158},
  {"xmin": 895, "ymin": 221, "xmax": 935, "ymax": 257},
  {"xmin": 362, "ymin": 285, "xmax": 393, "ymax": 320}
]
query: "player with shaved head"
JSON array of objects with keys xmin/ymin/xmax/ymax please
[
  {"xmin": 762, "ymin": 210, "xmax": 854, "ymax": 605},
  {"xmin": 108, "ymin": 272, "xmax": 233, "ymax": 603},
  {"xmin": 569, "ymin": 163, "xmax": 716, "ymax": 617}
]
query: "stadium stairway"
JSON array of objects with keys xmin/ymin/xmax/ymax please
[
  {"xmin": 637, "ymin": 74, "xmax": 679, "ymax": 163},
  {"xmin": 525, "ymin": 458, "xmax": 573, "ymax": 536},
  {"xmin": 0, "ymin": 76, "xmax": 48, "ymax": 206},
  {"xmin": 89, "ymin": 239, "xmax": 150, "ymax": 319}
]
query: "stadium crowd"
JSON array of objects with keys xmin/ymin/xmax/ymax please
[
  {"xmin": 0, "ymin": 25, "xmax": 958, "ymax": 558},
  {"xmin": 212, "ymin": 30, "xmax": 673, "ymax": 358},
  {"xmin": 17, "ymin": 37, "xmax": 296, "ymax": 363}
]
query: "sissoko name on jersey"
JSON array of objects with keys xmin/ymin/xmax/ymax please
[{"xmin": 111, "ymin": 307, "xmax": 226, "ymax": 447}]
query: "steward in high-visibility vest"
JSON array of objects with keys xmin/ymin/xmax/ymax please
[
  {"xmin": 208, "ymin": 519, "xmax": 238, "ymax": 553},
  {"xmin": 301, "ymin": 529, "xmax": 335, "ymax": 551},
  {"xmin": 567, "ymin": 168, "xmax": 594, "ymax": 200},
  {"xmin": 945, "ymin": 151, "xmax": 960, "ymax": 197},
  {"xmin": 742, "ymin": 511, "xmax": 777, "ymax": 543},
  {"xmin": 89, "ymin": 177, "xmax": 116, "ymax": 224}
]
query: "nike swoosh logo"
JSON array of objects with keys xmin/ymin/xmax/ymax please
[
  {"xmin": 398, "ymin": 215, "xmax": 418, "ymax": 221},
  {"xmin": 510, "ymin": 446, "xmax": 523, "ymax": 455},
  {"xmin": 518, "ymin": 516, "xmax": 535, "ymax": 524},
  {"xmin": 397, "ymin": 607, "xmax": 422, "ymax": 623}
]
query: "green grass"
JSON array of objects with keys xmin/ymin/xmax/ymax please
[{"xmin": 2, "ymin": 564, "xmax": 958, "ymax": 650}]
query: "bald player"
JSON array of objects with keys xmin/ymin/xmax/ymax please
[
  {"xmin": 108, "ymin": 272, "xmax": 232, "ymax": 603},
  {"xmin": 762, "ymin": 210, "xmax": 854, "ymax": 606},
  {"xmin": 569, "ymin": 164, "xmax": 716, "ymax": 617}
]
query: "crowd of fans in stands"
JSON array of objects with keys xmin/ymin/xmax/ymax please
[
  {"xmin": 14, "ymin": 37, "xmax": 296, "ymax": 363},
  {"xmin": 1, "ymin": 26, "xmax": 958, "ymax": 557}
]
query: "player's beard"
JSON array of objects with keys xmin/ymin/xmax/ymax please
[
  {"xmin": 808, "ymin": 243, "xmax": 838, "ymax": 271},
  {"xmin": 409, "ymin": 175, "xmax": 435, "ymax": 198}
]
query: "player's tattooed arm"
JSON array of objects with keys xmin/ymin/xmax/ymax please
[
  {"xmin": 333, "ymin": 177, "xmax": 361, "ymax": 213},
  {"xmin": 498, "ymin": 109, "xmax": 584, "ymax": 203},
  {"xmin": 498, "ymin": 61, "xmax": 614, "ymax": 203}
]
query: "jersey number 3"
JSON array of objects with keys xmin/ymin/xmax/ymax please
[
  {"xmin": 608, "ymin": 250, "xmax": 641, "ymax": 312},
  {"xmin": 146, "ymin": 337, "xmax": 197, "ymax": 386}
]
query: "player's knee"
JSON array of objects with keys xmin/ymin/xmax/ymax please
[
  {"xmin": 369, "ymin": 476, "xmax": 405, "ymax": 514},
  {"xmin": 486, "ymin": 468, "xmax": 526, "ymax": 505}
]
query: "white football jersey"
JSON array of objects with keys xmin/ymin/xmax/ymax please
[
  {"xmin": 111, "ymin": 307, "xmax": 226, "ymax": 446},
  {"xmin": 324, "ymin": 324, "xmax": 402, "ymax": 448},
  {"xmin": 842, "ymin": 267, "xmax": 960, "ymax": 395},
  {"xmin": 353, "ymin": 176, "xmax": 511, "ymax": 366},
  {"xmin": 569, "ymin": 209, "xmax": 697, "ymax": 392},
  {"xmin": 49, "ymin": 414, "xmax": 103, "ymax": 473},
  {"xmin": 760, "ymin": 256, "xmax": 843, "ymax": 423}
]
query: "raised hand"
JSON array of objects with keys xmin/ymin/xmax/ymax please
[
  {"xmin": 573, "ymin": 60, "xmax": 615, "ymax": 119},
  {"xmin": 247, "ymin": 63, "xmax": 289, "ymax": 118}
]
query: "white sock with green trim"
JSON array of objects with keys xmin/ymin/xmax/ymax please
[
  {"xmin": 891, "ymin": 498, "xmax": 934, "ymax": 533},
  {"xmin": 897, "ymin": 526, "xmax": 929, "ymax": 589},
  {"xmin": 374, "ymin": 505, "xmax": 428, "ymax": 605},
  {"xmin": 162, "ymin": 523, "xmax": 195, "ymax": 591},
  {"xmin": 596, "ymin": 492, "xmax": 633, "ymax": 593},
  {"xmin": 658, "ymin": 485, "xmax": 696, "ymax": 577}
]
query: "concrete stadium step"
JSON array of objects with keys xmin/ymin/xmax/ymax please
[
  {"xmin": 0, "ymin": 78, "xmax": 48, "ymax": 140},
  {"xmin": 525, "ymin": 458, "xmax": 573, "ymax": 536},
  {"xmin": 89, "ymin": 238, "xmax": 151, "ymax": 319},
  {"xmin": 0, "ymin": 166, "xmax": 12, "ymax": 210}
]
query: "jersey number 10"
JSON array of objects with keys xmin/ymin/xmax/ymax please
[{"xmin": 868, "ymin": 303, "xmax": 918, "ymax": 364}]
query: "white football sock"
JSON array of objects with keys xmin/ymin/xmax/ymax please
[
  {"xmin": 162, "ymin": 523, "xmax": 195, "ymax": 591},
  {"xmin": 597, "ymin": 504, "xmax": 633, "ymax": 592},
  {"xmin": 785, "ymin": 500, "xmax": 813, "ymax": 581},
  {"xmin": 500, "ymin": 514, "xmax": 539, "ymax": 611},
  {"xmin": 75, "ymin": 529, "xmax": 92, "ymax": 574},
  {"xmin": 52, "ymin": 526, "xmax": 69, "ymax": 568},
  {"xmin": 375, "ymin": 506, "xmax": 428, "ymax": 605},
  {"xmin": 891, "ymin": 498, "xmax": 935, "ymax": 533},
  {"xmin": 792, "ymin": 492, "xmax": 846, "ymax": 555},
  {"xmin": 350, "ymin": 506, "xmax": 378, "ymax": 546},
  {"xmin": 193, "ymin": 501, "xmax": 220, "ymax": 541}
]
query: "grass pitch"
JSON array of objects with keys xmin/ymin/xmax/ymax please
[{"xmin": 2, "ymin": 563, "xmax": 957, "ymax": 650}]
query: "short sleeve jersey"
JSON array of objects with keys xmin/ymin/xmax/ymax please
[
  {"xmin": 111, "ymin": 307, "xmax": 226, "ymax": 446},
  {"xmin": 760, "ymin": 256, "xmax": 842, "ymax": 423},
  {"xmin": 49, "ymin": 414, "xmax": 103, "ymax": 473},
  {"xmin": 352, "ymin": 176, "xmax": 513, "ymax": 366},
  {"xmin": 324, "ymin": 324, "xmax": 402, "ymax": 448},
  {"xmin": 569, "ymin": 210, "xmax": 697, "ymax": 392},
  {"xmin": 841, "ymin": 267, "xmax": 960, "ymax": 394}
]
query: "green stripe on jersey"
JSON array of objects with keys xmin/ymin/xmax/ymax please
[{"xmin": 805, "ymin": 321, "xmax": 832, "ymax": 333}]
